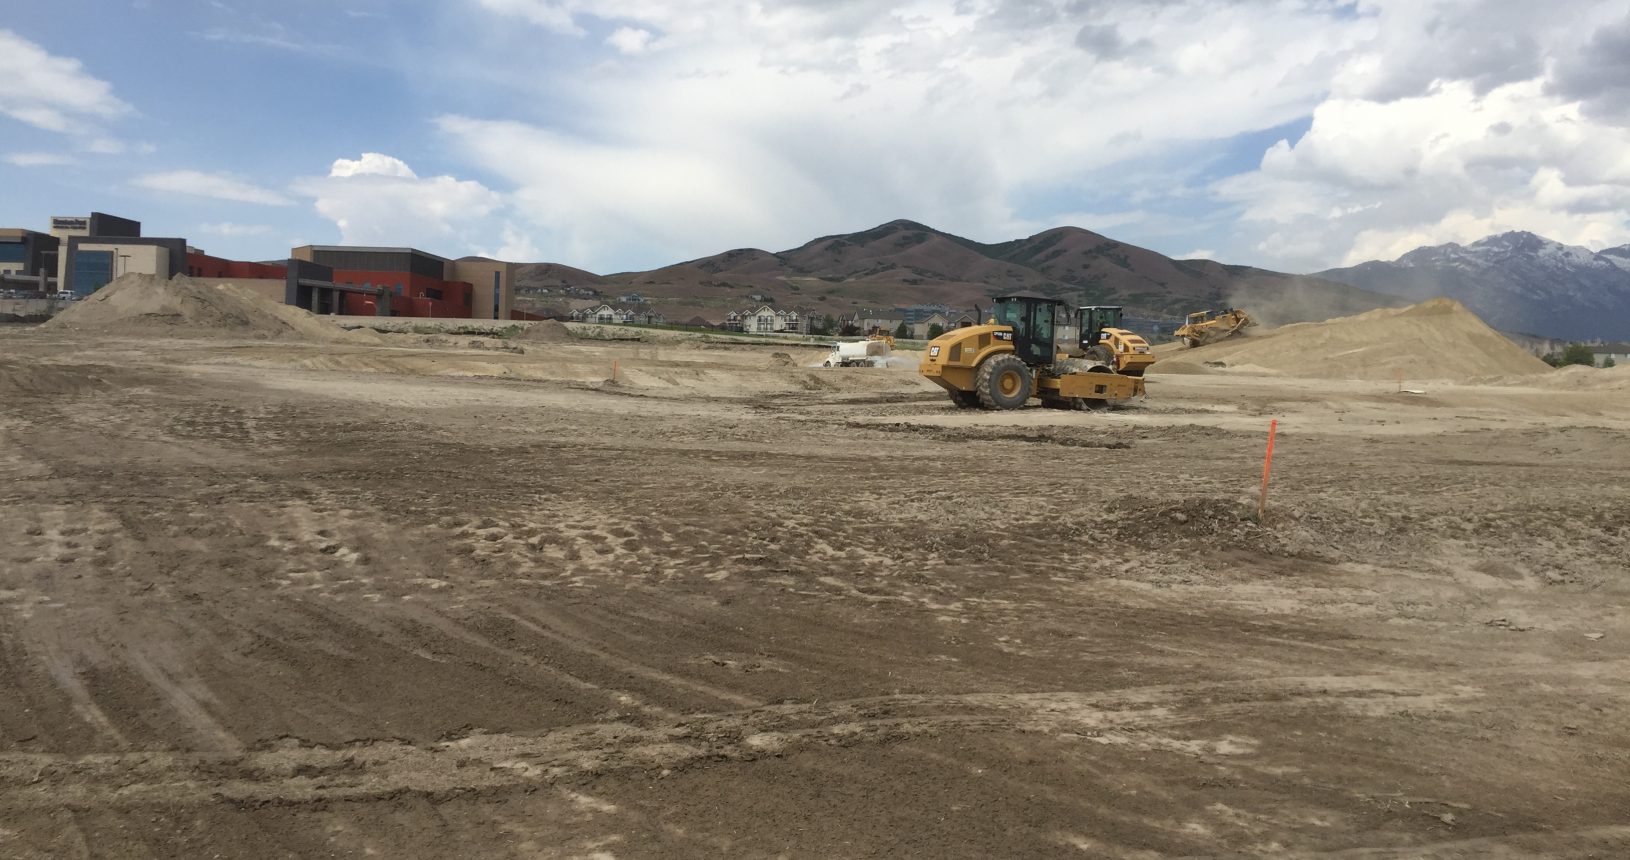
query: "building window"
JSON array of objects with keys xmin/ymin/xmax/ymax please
[
  {"xmin": 425, "ymin": 287, "xmax": 444, "ymax": 301},
  {"xmin": 756, "ymin": 316, "xmax": 772, "ymax": 332},
  {"xmin": 72, "ymin": 250, "xmax": 115, "ymax": 296},
  {"xmin": 0, "ymin": 242, "xmax": 26, "ymax": 264},
  {"xmin": 598, "ymin": 312, "xmax": 614, "ymax": 324}
]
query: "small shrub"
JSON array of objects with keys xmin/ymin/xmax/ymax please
[{"xmin": 1559, "ymin": 343, "xmax": 1595, "ymax": 367}]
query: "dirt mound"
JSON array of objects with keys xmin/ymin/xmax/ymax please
[
  {"xmin": 43, "ymin": 274, "xmax": 352, "ymax": 342},
  {"xmin": 1547, "ymin": 363, "xmax": 1630, "ymax": 390},
  {"xmin": 1149, "ymin": 298, "xmax": 1552, "ymax": 381},
  {"xmin": 516, "ymin": 320, "xmax": 574, "ymax": 344}
]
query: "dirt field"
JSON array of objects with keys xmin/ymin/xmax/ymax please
[{"xmin": 2, "ymin": 325, "xmax": 1628, "ymax": 858}]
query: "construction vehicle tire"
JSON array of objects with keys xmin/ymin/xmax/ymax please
[
  {"xmin": 1084, "ymin": 344, "xmax": 1115, "ymax": 365},
  {"xmin": 949, "ymin": 389, "xmax": 981, "ymax": 409},
  {"xmin": 975, "ymin": 355, "xmax": 1032, "ymax": 410}
]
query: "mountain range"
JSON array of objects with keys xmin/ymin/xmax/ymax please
[
  {"xmin": 513, "ymin": 221, "xmax": 1630, "ymax": 340},
  {"xmin": 514, "ymin": 220, "xmax": 1401, "ymax": 326},
  {"xmin": 1315, "ymin": 232, "xmax": 1630, "ymax": 340}
]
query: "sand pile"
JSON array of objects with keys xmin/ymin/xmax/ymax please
[
  {"xmin": 1149, "ymin": 298, "xmax": 1553, "ymax": 381},
  {"xmin": 1548, "ymin": 363, "xmax": 1630, "ymax": 390},
  {"xmin": 516, "ymin": 320, "xmax": 574, "ymax": 344},
  {"xmin": 44, "ymin": 274, "xmax": 352, "ymax": 342}
]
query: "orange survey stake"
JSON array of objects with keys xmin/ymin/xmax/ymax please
[{"xmin": 1259, "ymin": 419, "xmax": 1278, "ymax": 521}]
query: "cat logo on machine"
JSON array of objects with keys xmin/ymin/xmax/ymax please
[{"xmin": 992, "ymin": 331, "xmax": 1014, "ymax": 342}]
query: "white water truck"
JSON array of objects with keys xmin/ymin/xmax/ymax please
[{"xmin": 822, "ymin": 339, "xmax": 891, "ymax": 368}]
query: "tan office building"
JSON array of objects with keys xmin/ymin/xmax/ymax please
[
  {"xmin": 75, "ymin": 242, "xmax": 170, "ymax": 282},
  {"xmin": 448, "ymin": 258, "xmax": 517, "ymax": 321},
  {"xmin": 50, "ymin": 213, "xmax": 143, "ymax": 285}
]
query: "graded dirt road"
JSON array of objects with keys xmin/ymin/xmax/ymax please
[{"xmin": 1, "ymin": 329, "xmax": 1628, "ymax": 858}]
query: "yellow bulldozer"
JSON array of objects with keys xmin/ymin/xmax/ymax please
[
  {"xmin": 919, "ymin": 293, "xmax": 1154, "ymax": 411},
  {"xmin": 1174, "ymin": 308, "xmax": 1255, "ymax": 348}
]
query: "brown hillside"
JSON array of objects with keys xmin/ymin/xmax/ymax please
[
  {"xmin": 514, "ymin": 262, "xmax": 606, "ymax": 290},
  {"xmin": 985, "ymin": 226, "xmax": 1399, "ymax": 321},
  {"xmin": 779, "ymin": 220, "xmax": 1026, "ymax": 286},
  {"xmin": 516, "ymin": 220, "xmax": 1401, "ymax": 324}
]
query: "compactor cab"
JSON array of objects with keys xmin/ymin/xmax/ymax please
[
  {"xmin": 990, "ymin": 294, "xmax": 1062, "ymax": 365},
  {"xmin": 1078, "ymin": 306, "xmax": 1124, "ymax": 350},
  {"xmin": 917, "ymin": 293, "xmax": 1151, "ymax": 411},
  {"xmin": 1074, "ymin": 305, "xmax": 1155, "ymax": 377}
]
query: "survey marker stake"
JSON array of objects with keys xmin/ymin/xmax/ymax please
[{"xmin": 1259, "ymin": 419, "xmax": 1278, "ymax": 523}]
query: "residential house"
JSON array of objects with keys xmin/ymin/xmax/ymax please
[
  {"xmin": 912, "ymin": 312, "xmax": 950, "ymax": 340},
  {"xmin": 850, "ymin": 311, "xmax": 906, "ymax": 335},
  {"xmin": 567, "ymin": 303, "xmax": 666, "ymax": 325},
  {"xmin": 744, "ymin": 305, "xmax": 780, "ymax": 334},
  {"xmin": 1589, "ymin": 343, "xmax": 1630, "ymax": 367},
  {"xmin": 568, "ymin": 303, "xmax": 620, "ymax": 324},
  {"xmin": 729, "ymin": 305, "xmax": 806, "ymax": 334}
]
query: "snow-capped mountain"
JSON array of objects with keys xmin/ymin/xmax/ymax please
[{"xmin": 1316, "ymin": 232, "xmax": 1630, "ymax": 340}]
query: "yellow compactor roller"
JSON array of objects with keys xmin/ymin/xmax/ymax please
[{"xmin": 919, "ymin": 293, "xmax": 1154, "ymax": 411}]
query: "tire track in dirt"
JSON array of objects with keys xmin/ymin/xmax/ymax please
[
  {"xmin": 385, "ymin": 604, "xmax": 687, "ymax": 720},
  {"xmin": 497, "ymin": 608, "xmax": 759, "ymax": 708},
  {"xmin": 0, "ymin": 670, "xmax": 1513, "ymax": 811},
  {"xmin": 1275, "ymin": 827, "xmax": 1630, "ymax": 859}
]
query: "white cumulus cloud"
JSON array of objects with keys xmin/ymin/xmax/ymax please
[
  {"xmin": 456, "ymin": 0, "xmax": 1374, "ymax": 270},
  {"xmin": 483, "ymin": 223, "xmax": 544, "ymax": 262},
  {"xmin": 0, "ymin": 29, "xmax": 129, "ymax": 137},
  {"xmin": 328, "ymin": 152, "xmax": 419, "ymax": 179},
  {"xmin": 1217, "ymin": 0, "xmax": 1630, "ymax": 271},
  {"xmin": 296, "ymin": 153, "xmax": 504, "ymax": 249}
]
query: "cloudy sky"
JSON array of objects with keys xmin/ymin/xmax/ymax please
[{"xmin": 2, "ymin": 0, "xmax": 1628, "ymax": 273}]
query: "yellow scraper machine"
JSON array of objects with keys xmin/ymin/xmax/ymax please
[
  {"xmin": 1175, "ymin": 308, "xmax": 1256, "ymax": 347},
  {"xmin": 919, "ymin": 293, "xmax": 1155, "ymax": 411}
]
